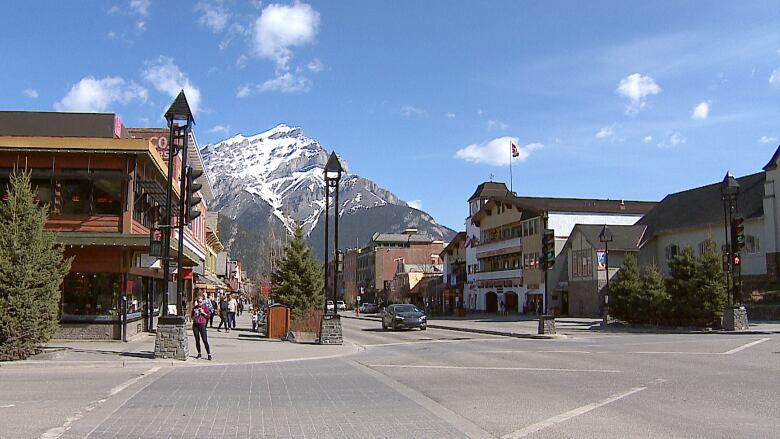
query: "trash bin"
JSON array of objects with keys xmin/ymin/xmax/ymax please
[{"xmin": 266, "ymin": 304, "xmax": 291, "ymax": 339}]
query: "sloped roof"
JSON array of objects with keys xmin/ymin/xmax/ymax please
[
  {"xmin": 637, "ymin": 171, "xmax": 764, "ymax": 244},
  {"xmin": 468, "ymin": 182, "xmax": 512, "ymax": 201},
  {"xmin": 471, "ymin": 194, "xmax": 656, "ymax": 223},
  {"xmin": 372, "ymin": 233, "xmax": 434, "ymax": 244},
  {"xmin": 441, "ymin": 231, "xmax": 467, "ymax": 256},
  {"xmin": 574, "ymin": 224, "xmax": 647, "ymax": 251}
]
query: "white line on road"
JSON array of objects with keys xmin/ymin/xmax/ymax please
[
  {"xmin": 0, "ymin": 404, "xmax": 15, "ymax": 408},
  {"xmin": 39, "ymin": 366, "xmax": 162, "ymax": 439},
  {"xmin": 501, "ymin": 386, "xmax": 647, "ymax": 439},
  {"xmin": 723, "ymin": 337, "xmax": 770, "ymax": 355},
  {"xmin": 367, "ymin": 364, "xmax": 621, "ymax": 373},
  {"xmin": 363, "ymin": 337, "xmax": 503, "ymax": 347}
]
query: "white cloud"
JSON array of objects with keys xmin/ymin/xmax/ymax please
[
  {"xmin": 759, "ymin": 135, "xmax": 778, "ymax": 144},
  {"xmin": 208, "ymin": 125, "xmax": 231, "ymax": 136},
  {"xmin": 236, "ymin": 84, "xmax": 252, "ymax": 98},
  {"xmin": 407, "ymin": 200, "xmax": 423, "ymax": 210},
  {"xmin": 770, "ymin": 67, "xmax": 780, "ymax": 88},
  {"xmin": 476, "ymin": 108, "xmax": 484, "ymax": 117},
  {"xmin": 130, "ymin": 0, "xmax": 150, "ymax": 16},
  {"xmin": 616, "ymin": 73, "xmax": 661, "ymax": 115},
  {"xmin": 455, "ymin": 137, "xmax": 543, "ymax": 166},
  {"xmin": 23, "ymin": 88, "xmax": 38, "ymax": 99},
  {"xmin": 445, "ymin": 112, "xmax": 456, "ymax": 119},
  {"xmin": 487, "ymin": 120, "xmax": 508, "ymax": 131},
  {"xmin": 692, "ymin": 100, "xmax": 711, "ymax": 120},
  {"xmin": 142, "ymin": 56, "xmax": 201, "ymax": 113},
  {"xmin": 595, "ymin": 125, "xmax": 614, "ymax": 139},
  {"xmin": 54, "ymin": 76, "xmax": 148, "ymax": 112},
  {"xmin": 258, "ymin": 72, "xmax": 310, "ymax": 93},
  {"xmin": 401, "ymin": 105, "xmax": 426, "ymax": 117},
  {"xmin": 306, "ymin": 58, "xmax": 324, "ymax": 72},
  {"xmin": 252, "ymin": 2, "xmax": 320, "ymax": 70},
  {"xmin": 237, "ymin": 72, "xmax": 311, "ymax": 96},
  {"xmin": 657, "ymin": 132, "xmax": 687, "ymax": 149},
  {"xmin": 642, "ymin": 135, "xmax": 653, "ymax": 143},
  {"xmin": 136, "ymin": 21, "xmax": 146, "ymax": 32},
  {"xmin": 196, "ymin": 2, "xmax": 230, "ymax": 33},
  {"xmin": 107, "ymin": 31, "xmax": 118, "ymax": 40}
]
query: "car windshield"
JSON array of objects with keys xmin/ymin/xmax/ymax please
[{"xmin": 394, "ymin": 305, "xmax": 420, "ymax": 313}]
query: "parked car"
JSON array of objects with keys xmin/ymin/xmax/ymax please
[
  {"xmin": 382, "ymin": 304, "xmax": 427, "ymax": 331},
  {"xmin": 359, "ymin": 303, "xmax": 379, "ymax": 314},
  {"xmin": 337, "ymin": 300, "xmax": 346, "ymax": 311}
]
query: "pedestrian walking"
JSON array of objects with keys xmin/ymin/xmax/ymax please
[
  {"xmin": 238, "ymin": 300, "xmax": 244, "ymax": 317},
  {"xmin": 251, "ymin": 309, "xmax": 258, "ymax": 332},
  {"xmin": 191, "ymin": 295, "xmax": 212, "ymax": 360},
  {"xmin": 204, "ymin": 294, "xmax": 216, "ymax": 328},
  {"xmin": 228, "ymin": 295, "xmax": 238, "ymax": 329},
  {"xmin": 217, "ymin": 296, "xmax": 230, "ymax": 332}
]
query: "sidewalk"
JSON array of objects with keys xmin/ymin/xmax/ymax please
[
  {"xmin": 0, "ymin": 312, "xmax": 358, "ymax": 369},
  {"xmin": 343, "ymin": 311, "xmax": 780, "ymax": 337}
]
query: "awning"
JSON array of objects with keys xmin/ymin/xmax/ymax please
[{"xmin": 138, "ymin": 179, "xmax": 178, "ymax": 205}]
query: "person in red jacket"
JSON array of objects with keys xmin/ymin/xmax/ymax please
[{"xmin": 191, "ymin": 295, "xmax": 212, "ymax": 360}]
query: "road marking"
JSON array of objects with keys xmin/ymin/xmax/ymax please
[
  {"xmin": 723, "ymin": 338, "xmax": 770, "ymax": 355},
  {"xmin": 633, "ymin": 351, "xmax": 722, "ymax": 355},
  {"xmin": 501, "ymin": 386, "xmax": 647, "ymax": 439},
  {"xmin": 39, "ymin": 366, "xmax": 162, "ymax": 439},
  {"xmin": 367, "ymin": 364, "xmax": 621, "ymax": 373},
  {"xmin": 353, "ymin": 361, "xmax": 495, "ymax": 439},
  {"xmin": 363, "ymin": 337, "xmax": 502, "ymax": 347},
  {"xmin": 0, "ymin": 404, "xmax": 15, "ymax": 408}
]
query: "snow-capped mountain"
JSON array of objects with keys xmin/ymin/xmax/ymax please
[{"xmin": 203, "ymin": 124, "xmax": 455, "ymax": 276}]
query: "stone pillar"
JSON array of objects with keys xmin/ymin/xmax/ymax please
[
  {"xmin": 319, "ymin": 314, "xmax": 343, "ymax": 345},
  {"xmin": 154, "ymin": 316, "xmax": 189, "ymax": 360},
  {"xmin": 538, "ymin": 315, "xmax": 556, "ymax": 335},
  {"xmin": 722, "ymin": 306, "xmax": 749, "ymax": 331}
]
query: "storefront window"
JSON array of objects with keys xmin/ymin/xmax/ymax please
[
  {"xmin": 93, "ymin": 177, "xmax": 121, "ymax": 215},
  {"xmin": 61, "ymin": 272, "xmax": 121, "ymax": 319},
  {"xmin": 30, "ymin": 178, "xmax": 53, "ymax": 207},
  {"xmin": 125, "ymin": 275, "xmax": 147, "ymax": 319},
  {"xmin": 61, "ymin": 180, "xmax": 92, "ymax": 215}
]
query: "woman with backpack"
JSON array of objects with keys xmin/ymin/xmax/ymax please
[{"xmin": 191, "ymin": 294, "xmax": 212, "ymax": 360}]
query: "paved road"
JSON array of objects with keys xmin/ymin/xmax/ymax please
[{"xmin": 2, "ymin": 317, "xmax": 778, "ymax": 438}]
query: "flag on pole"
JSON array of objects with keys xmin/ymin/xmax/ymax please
[{"xmin": 511, "ymin": 141, "xmax": 520, "ymax": 158}]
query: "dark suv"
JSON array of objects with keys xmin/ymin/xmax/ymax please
[{"xmin": 382, "ymin": 304, "xmax": 427, "ymax": 331}]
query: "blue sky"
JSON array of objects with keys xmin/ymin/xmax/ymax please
[{"xmin": 2, "ymin": 1, "xmax": 780, "ymax": 231}]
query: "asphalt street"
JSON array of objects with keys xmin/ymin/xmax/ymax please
[{"xmin": 1, "ymin": 317, "xmax": 778, "ymax": 439}]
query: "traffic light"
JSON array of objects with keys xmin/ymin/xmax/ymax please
[
  {"xmin": 185, "ymin": 166, "xmax": 203, "ymax": 223},
  {"xmin": 542, "ymin": 229, "xmax": 555, "ymax": 270},
  {"xmin": 732, "ymin": 216, "xmax": 745, "ymax": 251}
]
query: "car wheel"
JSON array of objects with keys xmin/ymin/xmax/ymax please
[
  {"xmin": 382, "ymin": 320, "xmax": 387, "ymax": 330},
  {"xmin": 420, "ymin": 326, "xmax": 427, "ymax": 331}
]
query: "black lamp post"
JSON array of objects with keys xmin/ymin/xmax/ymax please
[
  {"xmin": 324, "ymin": 152, "xmax": 344, "ymax": 316},
  {"xmin": 720, "ymin": 172, "xmax": 740, "ymax": 305},
  {"xmin": 599, "ymin": 225, "xmax": 614, "ymax": 325},
  {"xmin": 162, "ymin": 90, "xmax": 194, "ymax": 318}
]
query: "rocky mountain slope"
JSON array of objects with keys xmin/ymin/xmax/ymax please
[{"xmin": 203, "ymin": 124, "xmax": 455, "ymax": 277}]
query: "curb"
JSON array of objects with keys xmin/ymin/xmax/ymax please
[{"xmin": 341, "ymin": 314, "xmax": 566, "ymax": 339}]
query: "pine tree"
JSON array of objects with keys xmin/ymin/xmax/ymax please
[
  {"xmin": 667, "ymin": 246, "xmax": 699, "ymax": 326},
  {"xmin": 640, "ymin": 264, "xmax": 669, "ymax": 325},
  {"xmin": 0, "ymin": 171, "xmax": 72, "ymax": 361},
  {"xmin": 269, "ymin": 225, "xmax": 324, "ymax": 319},
  {"xmin": 609, "ymin": 253, "xmax": 642, "ymax": 322},
  {"xmin": 693, "ymin": 241, "xmax": 727, "ymax": 327}
]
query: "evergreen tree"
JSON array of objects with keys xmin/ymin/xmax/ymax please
[
  {"xmin": 269, "ymin": 225, "xmax": 324, "ymax": 319},
  {"xmin": 667, "ymin": 246, "xmax": 698, "ymax": 325},
  {"xmin": 640, "ymin": 264, "xmax": 670, "ymax": 325},
  {"xmin": 693, "ymin": 241, "xmax": 727, "ymax": 327},
  {"xmin": 609, "ymin": 253, "xmax": 642, "ymax": 322},
  {"xmin": 0, "ymin": 171, "xmax": 72, "ymax": 361}
]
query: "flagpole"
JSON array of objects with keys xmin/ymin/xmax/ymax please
[{"xmin": 509, "ymin": 139, "xmax": 514, "ymax": 193}]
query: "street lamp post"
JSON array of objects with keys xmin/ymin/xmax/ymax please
[
  {"xmin": 720, "ymin": 172, "xmax": 740, "ymax": 305},
  {"xmin": 320, "ymin": 152, "xmax": 345, "ymax": 344},
  {"xmin": 599, "ymin": 225, "xmax": 614, "ymax": 326}
]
